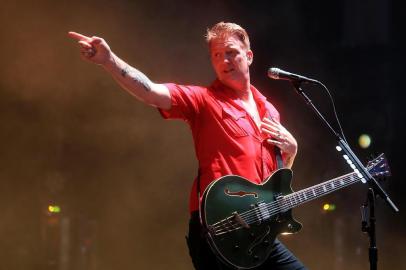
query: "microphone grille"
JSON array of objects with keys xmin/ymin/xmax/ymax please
[{"xmin": 268, "ymin": 67, "xmax": 281, "ymax": 79}]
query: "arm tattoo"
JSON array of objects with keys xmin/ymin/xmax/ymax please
[
  {"xmin": 121, "ymin": 66, "xmax": 129, "ymax": 77},
  {"xmin": 120, "ymin": 65, "xmax": 151, "ymax": 92}
]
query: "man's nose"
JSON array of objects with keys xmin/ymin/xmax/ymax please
[{"xmin": 222, "ymin": 55, "xmax": 231, "ymax": 63}]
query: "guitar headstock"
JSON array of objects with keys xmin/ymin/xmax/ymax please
[{"xmin": 367, "ymin": 153, "xmax": 391, "ymax": 178}]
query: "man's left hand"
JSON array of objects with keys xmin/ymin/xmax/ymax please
[{"xmin": 261, "ymin": 117, "xmax": 298, "ymax": 166}]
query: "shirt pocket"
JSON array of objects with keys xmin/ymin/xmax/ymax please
[{"xmin": 221, "ymin": 107, "xmax": 249, "ymax": 137}]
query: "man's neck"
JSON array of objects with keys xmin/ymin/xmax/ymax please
[
  {"xmin": 237, "ymin": 83, "xmax": 251, "ymax": 101},
  {"xmin": 225, "ymin": 79, "xmax": 251, "ymax": 101}
]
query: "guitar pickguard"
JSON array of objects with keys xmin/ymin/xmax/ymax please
[{"xmin": 247, "ymin": 225, "xmax": 271, "ymax": 255}]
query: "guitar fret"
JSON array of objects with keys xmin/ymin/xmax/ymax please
[
  {"xmin": 285, "ymin": 197, "xmax": 291, "ymax": 208},
  {"xmin": 282, "ymin": 166, "xmax": 384, "ymax": 212}
]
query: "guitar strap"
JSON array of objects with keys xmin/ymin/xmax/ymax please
[
  {"xmin": 196, "ymin": 168, "xmax": 203, "ymax": 224},
  {"xmin": 197, "ymin": 168, "xmax": 201, "ymax": 200},
  {"xmin": 275, "ymin": 147, "xmax": 284, "ymax": 169}
]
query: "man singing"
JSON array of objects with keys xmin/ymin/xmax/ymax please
[{"xmin": 69, "ymin": 22, "xmax": 306, "ymax": 269}]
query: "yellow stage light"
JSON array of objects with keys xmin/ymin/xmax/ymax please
[
  {"xmin": 358, "ymin": 134, "xmax": 371, "ymax": 149},
  {"xmin": 322, "ymin": 203, "xmax": 336, "ymax": 211},
  {"xmin": 48, "ymin": 205, "xmax": 61, "ymax": 213}
]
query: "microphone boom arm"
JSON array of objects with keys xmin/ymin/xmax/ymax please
[{"xmin": 291, "ymin": 81, "xmax": 398, "ymax": 213}]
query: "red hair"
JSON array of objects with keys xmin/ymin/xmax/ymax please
[{"xmin": 206, "ymin": 22, "xmax": 250, "ymax": 50}]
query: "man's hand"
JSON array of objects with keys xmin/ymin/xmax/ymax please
[
  {"xmin": 68, "ymin": 31, "xmax": 171, "ymax": 109},
  {"xmin": 261, "ymin": 117, "xmax": 298, "ymax": 168},
  {"xmin": 68, "ymin": 32, "xmax": 112, "ymax": 65}
]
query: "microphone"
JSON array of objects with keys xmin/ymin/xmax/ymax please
[{"xmin": 268, "ymin": 67, "xmax": 320, "ymax": 84}]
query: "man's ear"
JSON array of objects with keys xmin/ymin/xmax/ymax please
[{"xmin": 246, "ymin": 50, "xmax": 253, "ymax": 65}]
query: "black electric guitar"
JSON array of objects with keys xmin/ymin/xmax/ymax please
[{"xmin": 200, "ymin": 154, "xmax": 390, "ymax": 269}]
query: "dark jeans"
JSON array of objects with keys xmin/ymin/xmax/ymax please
[{"xmin": 186, "ymin": 212, "xmax": 307, "ymax": 270}]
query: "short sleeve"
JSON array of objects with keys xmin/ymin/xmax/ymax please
[{"xmin": 158, "ymin": 83, "xmax": 205, "ymax": 124}]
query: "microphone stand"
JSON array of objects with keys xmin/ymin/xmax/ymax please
[
  {"xmin": 290, "ymin": 81, "xmax": 399, "ymax": 270},
  {"xmin": 361, "ymin": 188, "xmax": 378, "ymax": 270}
]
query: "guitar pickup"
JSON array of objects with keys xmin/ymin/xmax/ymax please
[{"xmin": 255, "ymin": 202, "xmax": 271, "ymax": 222}]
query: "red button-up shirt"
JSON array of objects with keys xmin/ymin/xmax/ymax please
[{"xmin": 159, "ymin": 80, "xmax": 280, "ymax": 213}]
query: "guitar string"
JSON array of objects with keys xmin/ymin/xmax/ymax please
[
  {"xmin": 215, "ymin": 178, "xmax": 357, "ymax": 234},
  {"xmin": 212, "ymin": 173, "xmax": 359, "ymax": 234},
  {"xmin": 210, "ymin": 172, "xmax": 361, "ymax": 234},
  {"xmin": 211, "ymin": 171, "xmax": 357, "ymax": 229},
  {"xmin": 213, "ymin": 177, "xmax": 357, "ymax": 235},
  {"xmin": 210, "ymin": 157, "xmax": 384, "ymax": 234},
  {"xmin": 211, "ymin": 158, "xmax": 385, "ymax": 235}
]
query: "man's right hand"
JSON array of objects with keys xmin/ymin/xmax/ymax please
[
  {"xmin": 68, "ymin": 31, "xmax": 171, "ymax": 109},
  {"xmin": 68, "ymin": 32, "xmax": 112, "ymax": 65}
]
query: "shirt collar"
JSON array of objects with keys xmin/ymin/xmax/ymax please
[{"xmin": 210, "ymin": 79, "xmax": 268, "ymax": 114}]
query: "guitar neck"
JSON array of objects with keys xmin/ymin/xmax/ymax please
[{"xmin": 283, "ymin": 172, "xmax": 361, "ymax": 209}]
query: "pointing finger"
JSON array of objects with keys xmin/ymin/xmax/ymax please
[
  {"xmin": 78, "ymin": 40, "xmax": 92, "ymax": 49},
  {"xmin": 90, "ymin": 36, "xmax": 103, "ymax": 45},
  {"xmin": 68, "ymin": 31, "xmax": 91, "ymax": 42}
]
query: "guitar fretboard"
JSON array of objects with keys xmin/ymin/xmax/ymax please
[{"xmin": 281, "ymin": 172, "xmax": 360, "ymax": 210}]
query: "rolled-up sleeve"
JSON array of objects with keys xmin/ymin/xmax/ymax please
[{"xmin": 158, "ymin": 83, "xmax": 205, "ymax": 124}]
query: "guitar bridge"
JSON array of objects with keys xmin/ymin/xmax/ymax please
[
  {"xmin": 232, "ymin": 212, "xmax": 250, "ymax": 229},
  {"xmin": 210, "ymin": 212, "xmax": 250, "ymax": 236}
]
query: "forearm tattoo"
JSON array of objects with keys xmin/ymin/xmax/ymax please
[
  {"xmin": 121, "ymin": 66, "xmax": 129, "ymax": 77},
  {"xmin": 120, "ymin": 65, "xmax": 151, "ymax": 92}
]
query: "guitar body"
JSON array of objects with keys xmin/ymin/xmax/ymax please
[
  {"xmin": 201, "ymin": 169, "xmax": 302, "ymax": 269},
  {"xmin": 200, "ymin": 154, "xmax": 389, "ymax": 269}
]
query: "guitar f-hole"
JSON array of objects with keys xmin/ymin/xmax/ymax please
[{"xmin": 224, "ymin": 188, "xmax": 258, "ymax": 198}]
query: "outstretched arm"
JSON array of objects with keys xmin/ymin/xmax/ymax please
[{"xmin": 68, "ymin": 31, "xmax": 171, "ymax": 109}]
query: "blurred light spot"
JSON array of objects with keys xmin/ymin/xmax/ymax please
[
  {"xmin": 48, "ymin": 205, "xmax": 61, "ymax": 213},
  {"xmin": 358, "ymin": 134, "xmax": 371, "ymax": 149},
  {"xmin": 323, "ymin": 203, "xmax": 336, "ymax": 211}
]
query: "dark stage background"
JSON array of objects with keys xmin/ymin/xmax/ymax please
[{"xmin": 0, "ymin": 0, "xmax": 404, "ymax": 269}]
